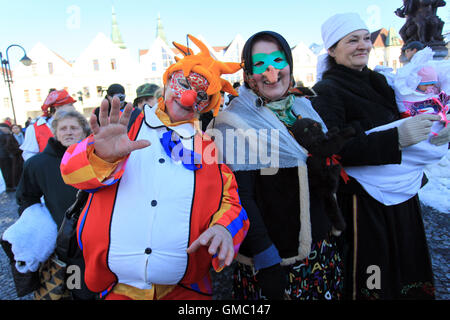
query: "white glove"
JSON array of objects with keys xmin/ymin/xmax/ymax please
[
  {"xmin": 430, "ymin": 125, "xmax": 450, "ymax": 146},
  {"xmin": 398, "ymin": 114, "xmax": 441, "ymax": 148}
]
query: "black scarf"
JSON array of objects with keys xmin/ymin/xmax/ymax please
[{"xmin": 322, "ymin": 64, "xmax": 398, "ymax": 122}]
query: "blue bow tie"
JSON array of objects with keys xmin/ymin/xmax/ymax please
[{"xmin": 159, "ymin": 130, "xmax": 202, "ymax": 171}]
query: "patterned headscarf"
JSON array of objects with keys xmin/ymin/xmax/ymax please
[
  {"xmin": 41, "ymin": 90, "xmax": 76, "ymax": 116},
  {"xmin": 241, "ymin": 31, "xmax": 294, "ymax": 105}
]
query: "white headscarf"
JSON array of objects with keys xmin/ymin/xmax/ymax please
[{"xmin": 317, "ymin": 13, "xmax": 369, "ymax": 81}]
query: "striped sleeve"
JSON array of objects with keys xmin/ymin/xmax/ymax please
[
  {"xmin": 60, "ymin": 135, "xmax": 128, "ymax": 192},
  {"xmin": 209, "ymin": 164, "xmax": 249, "ymax": 272}
]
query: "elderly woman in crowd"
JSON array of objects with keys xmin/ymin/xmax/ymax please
[
  {"xmin": 13, "ymin": 109, "xmax": 91, "ymax": 299},
  {"xmin": 211, "ymin": 31, "xmax": 344, "ymax": 300},
  {"xmin": 16, "ymin": 109, "xmax": 90, "ymax": 229},
  {"xmin": 310, "ymin": 13, "xmax": 441, "ymax": 300}
]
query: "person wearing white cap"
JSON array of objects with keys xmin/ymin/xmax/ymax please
[{"xmin": 310, "ymin": 13, "xmax": 437, "ymax": 300}]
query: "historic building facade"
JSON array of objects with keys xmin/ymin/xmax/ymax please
[
  {"xmin": 0, "ymin": 9, "xmax": 404, "ymax": 126},
  {"xmin": 368, "ymin": 27, "xmax": 404, "ymax": 71}
]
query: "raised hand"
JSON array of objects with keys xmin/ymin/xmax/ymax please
[{"xmin": 90, "ymin": 96, "xmax": 150, "ymax": 163}]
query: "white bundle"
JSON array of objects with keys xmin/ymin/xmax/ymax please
[
  {"xmin": 2, "ymin": 203, "xmax": 57, "ymax": 273},
  {"xmin": 393, "ymin": 47, "xmax": 450, "ymax": 112},
  {"xmin": 348, "ymin": 49, "xmax": 450, "ymax": 205}
]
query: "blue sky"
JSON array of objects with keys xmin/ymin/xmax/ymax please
[{"xmin": 1, "ymin": 0, "xmax": 449, "ymax": 65}]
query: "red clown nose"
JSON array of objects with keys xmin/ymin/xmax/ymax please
[{"xmin": 180, "ymin": 90, "xmax": 197, "ymax": 107}]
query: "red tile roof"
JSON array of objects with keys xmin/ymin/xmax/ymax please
[{"xmin": 371, "ymin": 28, "xmax": 389, "ymax": 47}]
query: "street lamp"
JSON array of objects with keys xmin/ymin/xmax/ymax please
[{"xmin": 1, "ymin": 44, "xmax": 33, "ymax": 124}]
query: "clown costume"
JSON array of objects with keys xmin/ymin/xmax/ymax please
[{"xmin": 60, "ymin": 35, "xmax": 249, "ymax": 300}]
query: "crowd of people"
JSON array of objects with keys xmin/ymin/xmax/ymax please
[{"xmin": 1, "ymin": 12, "xmax": 449, "ymax": 301}]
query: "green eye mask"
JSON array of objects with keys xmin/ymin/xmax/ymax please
[{"xmin": 252, "ymin": 50, "xmax": 288, "ymax": 74}]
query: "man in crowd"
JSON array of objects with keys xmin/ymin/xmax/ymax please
[
  {"xmin": 20, "ymin": 89, "xmax": 76, "ymax": 160},
  {"xmin": 403, "ymin": 41, "xmax": 425, "ymax": 63},
  {"xmin": 60, "ymin": 35, "xmax": 248, "ymax": 300},
  {"xmin": 133, "ymin": 83, "xmax": 160, "ymax": 110}
]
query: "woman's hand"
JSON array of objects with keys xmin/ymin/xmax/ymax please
[
  {"xmin": 430, "ymin": 125, "xmax": 450, "ymax": 146},
  {"xmin": 90, "ymin": 96, "xmax": 150, "ymax": 163},
  {"xmin": 398, "ymin": 114, "xmax": 441, "ymax": 148}
]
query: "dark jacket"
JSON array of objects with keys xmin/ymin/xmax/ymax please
[
  {"xmin": 235, "ymin": 168, "xmax": 332, "ymax": 260},
  {"xmin": 311, "ymin": 64, "xmax": 435, "ymax": 300},
  {"xmin": 0, "ymin": 131, "xmax": 23, "ymax": 188},
  {"xmin": 16, "ymin": 137, "xmax": 78, "ymax": 228},
  {"xmin": 311, "ymin": 64, "xmax": 402, "ymax": 194},
  {"xmin": 0, "ymin": 131, "xmax": 7, "ymax": 159}
]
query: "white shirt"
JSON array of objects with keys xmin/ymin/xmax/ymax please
[
  {"xmin": 20, "ymin": 117, "xmax": 53, "ymax": 161},
  {"xmin": 108, "ymin": 105, "xmax": 198, "ymax": 289}
]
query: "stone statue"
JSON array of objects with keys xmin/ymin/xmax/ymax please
[{"xmin": 395, "ymin": 0, "xmax": 447, "ymax": 59}]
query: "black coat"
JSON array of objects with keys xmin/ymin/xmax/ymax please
[
  {"xmin": 0, "ymin": 131, "xmax": 8, "ymax": 158},
  {"xmin": 312, "ymin": 65, "xmax": 401, "ymax": 163},
  {"xmin": 235, "ymin": 167, "xmax": 332, "ymax": 260},
  {"xmin": 16, "ymin": 137, "xmax": 78, "ymax": 228},
  {"xmin": 0, "ymin": 131, "xmax": 23, "ymax": 188},
  {"xmin": 310, "ymin": 64, "xmax": 435, "ymax": 299},
  {"xmin": 311, "ymin": 64, "xmax": 403, "ymax": 195}
]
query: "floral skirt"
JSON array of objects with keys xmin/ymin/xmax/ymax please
[{"xmin": 233, "ymin": 237, "xmax": 344, "ymax": 300}]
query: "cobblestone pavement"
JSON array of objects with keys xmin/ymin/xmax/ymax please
[
  {"xmin": 0, "ymin": 191, "xmax": 448, "ymax": 300},
  {"xmin": 0, "ymin": 191, "xmax": 33, "ymax": 300},
  {"xmin": 420, "ymin": 204, "xmax": 450, "ymax": 300}
]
